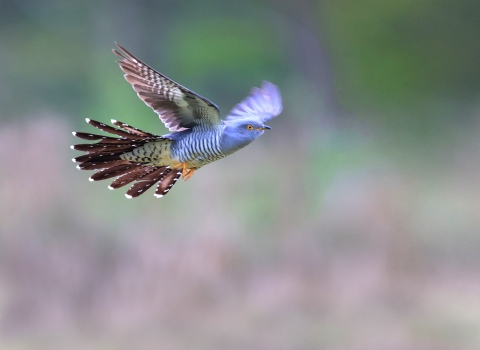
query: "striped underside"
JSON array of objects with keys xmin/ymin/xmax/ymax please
[{"xmin": 171, "ymin": 123, "xmax": 226, "ymax": 169}]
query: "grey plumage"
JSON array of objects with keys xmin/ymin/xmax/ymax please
[
  {"xmin": 71, "ymin": 43, "xmax": 283, "ymax": 198},
  {"xmin": 170, "ymin": 124, "xmax": 225, "ymax": 168}
]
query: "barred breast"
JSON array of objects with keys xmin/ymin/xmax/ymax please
[{"xmin": 170, "ymin": 124, "xmax": 226, "ymax": 169}]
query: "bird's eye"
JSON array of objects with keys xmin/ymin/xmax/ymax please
[{"xmin": 247, "ymin": 125, "xmax": 254, "ymax": 130}]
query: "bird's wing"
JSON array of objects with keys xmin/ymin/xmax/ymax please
[
  {"xmin": 225, "ymin": 81, "xmax": 283, "ymax": 123},
  {"xmin": 113, "ymin": 43, "xmax": 221, "ymax": 132}
]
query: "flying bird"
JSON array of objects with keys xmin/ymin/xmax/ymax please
[{"xmin": 71, "ymin": 43, "xmax": 283, "ymax": 198}]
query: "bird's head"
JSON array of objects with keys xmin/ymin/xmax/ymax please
[
  {"xmin": 220, "ymin": 81, "xmax": 282, "ymax": 155},
  {"xmin": 220, "ymin": 118, "xmax": 271, "ymax": 154}
]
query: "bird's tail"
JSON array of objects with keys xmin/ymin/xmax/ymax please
[{"xmin": 71, "ymin": 119, "xmax": 181, "ymax": 198}]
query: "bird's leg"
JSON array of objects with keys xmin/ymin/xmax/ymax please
[
  {"xmin": 183, "ymin": 168, "xmax": 195, "ymax": 181},
  {"xmin": 173, "ymin": 163, "xmax": 195, "ymax": 181}
]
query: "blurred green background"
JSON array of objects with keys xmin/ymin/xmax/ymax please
[{"xmin": 1, "ymin": 0, "xmax": 480, "ymax": 349}]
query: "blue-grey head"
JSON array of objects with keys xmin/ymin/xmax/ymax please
[{"xmin": 220, "ymin": 81, "xmax": 283, "ymax": 155}]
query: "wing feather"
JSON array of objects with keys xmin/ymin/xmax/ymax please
[
  {"xmin": 113, "ymin": 43, "xmax": 221, "ymax": 131},
  {"xmin": 225, "ymin": 81, "xmax": 283, "ymax": 123}
]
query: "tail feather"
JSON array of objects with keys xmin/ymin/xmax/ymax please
[
  {"xmin": 72, "ymin": 143, "xmax": 137, "ymax": 153},
  {"xmin": 125, "ymin": 167, "xmax": 169, "ymax": 198},
  {"xmin": 90, "ymin": 164, "xmax": 142, "ymax": 181},
  {"xmin": 72, "ymin": 118, "xmax": 178, "ymax": 198},
  {"xmin": 73, "ymin": 131, "xmax": 157, "ymax": 144},
  {"xmin": 85, "ymin": 119, "xmax": 145, "ymax": 140},
  {"xmin": 155, "ymin": 169, "xmax": 182, "ymax": 197},
  {"xmin": 73, "ymin": 133, "xmax": 136, "ymax": 144},
  {"xmin": 73, "ymin": 132, "xmax": 108, "ymax": 141},
  {"xmin": 78, "ymin": 160, "xmax": 130, "ymax": 171},
  {"xmin": 108, "ymin": 166, "xmax": 156, "ymax": 189},
  {"xmin": 111, "ymin": 120, "xmax": 156, "ymax": 137},
  {"xmin": 98, "ymin": 137, "xmax": 140, "ymax": 144},
  {"xmin": 139, "ymin": 166, "xmax": 169, "ymax": 181},
  {"xmin": 73, "ymin": 153, "xmax": 123, "ymax": 164}
]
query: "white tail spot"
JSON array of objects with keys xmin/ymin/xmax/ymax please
[
  {"xmin": 85, "ymin": 118, "xmax": 91, "ymax": 123},
  {"xmin": 125, "ymin": 194, "xmax": 133, "ymax": 199},
  {"xmin": 89, "ymin": 177, "xmax": 94, "ymax": 182},
  {"xmin": 70, "ymin": 145, "xmax": 75, "ymax": 149},
  {"xmin": 72, "ymin": 132, "xmax": 77, "ymax": 136},
  {"xmin": 111, "ymin": 119, "xmax": 117, "ymax": 124},
  {"xmin": 154, "ymin": 194, "xmax": 163, "ymax": 198},
  {"xmin": 108, "ymin": 185, "xmax": 114, "ymax": 190}
]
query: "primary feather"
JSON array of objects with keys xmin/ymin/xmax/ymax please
[
  {"xmin": 113, "ymin": 43, "xmax": 221, "ymax": 131},
  {"xmin": 225, "ymin": 81, "xmax": 283, "ymax": 123}
]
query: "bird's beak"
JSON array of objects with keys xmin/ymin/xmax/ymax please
[{"xmin": 263, "ymin": 125, "xmax": 272, "ymax": 130}]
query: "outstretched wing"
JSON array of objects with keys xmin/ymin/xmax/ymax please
[
  {"xmin": 225, "ymin": 81, "xmax": 283, "ymax": 123},
  {"xmin": 113, "ymin": 43, "xmax": 221, "ymax": 132}
]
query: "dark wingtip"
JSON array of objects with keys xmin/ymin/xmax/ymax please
[{"xmin": 112, "ymin": 42, "xmax": 130, "ymax": 60}]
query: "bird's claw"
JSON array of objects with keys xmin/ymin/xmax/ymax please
[
  {"xmin": 174, "ymin": 163, "xmax": 195, "ymax": 181},
  {"xmin": 183, "ymin": 168, "xmax": 194, "ymax": 181}
]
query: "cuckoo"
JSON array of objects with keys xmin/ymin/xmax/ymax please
[{"xmin": 71, "ymin": 43, "xmax": 283, "ymax": 198}]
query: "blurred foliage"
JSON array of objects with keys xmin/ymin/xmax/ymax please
[
  {"xmin": 323, "ymin": 0, "xmax": 480, "ymax": 110},
  {"xmin": 2, "ymin": 0, "xmax": 479, "ymax": 128}
]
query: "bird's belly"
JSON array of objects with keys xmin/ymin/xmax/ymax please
[
  {"xmin": 120, "ymin": 140, "xmax": 180, "ymax": 167},
  {"xmin": 171, "ymin": 132, "xmax": 225, "ymax": 169},
  {"xmin": 184, "ymin": 154, "xmax": 226, "ymax": 169}
]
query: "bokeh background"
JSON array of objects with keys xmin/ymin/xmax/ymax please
[{"xmin": 1, "ymin": 0, "xmax": 480, "ymax": 349}]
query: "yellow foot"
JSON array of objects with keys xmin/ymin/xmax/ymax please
[
  {"xmin": 173, "ymin": 163, "xmax": 195, "ymax": 181},
  {"xmin": 183, "ymin": 168, "xmax": 195, "ymax": 181}
]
